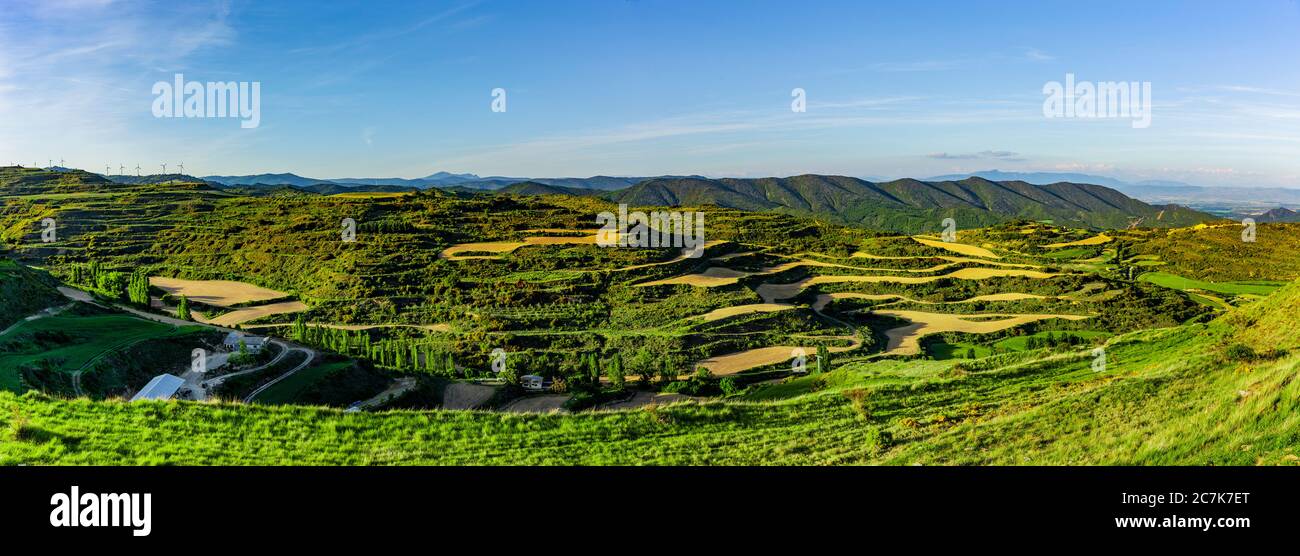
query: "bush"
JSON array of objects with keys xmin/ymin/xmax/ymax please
[
  {"xmin": 864, "ymin": 426, "xmax": 893, "ymax": 455},
  {"xmin": 1224, "ymin": 343, "xmax": 1256, "ymax": 361},
  {"xmin": 719, "ymin": 377, "xmax": 739, "ymax": 396},
  {"xmin": 662, "ymin": 381, "xmax": 689, "ymax": 394}
]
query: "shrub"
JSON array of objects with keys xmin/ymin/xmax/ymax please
[
  {"xmin": 864, "ymin": 426, "xmax": 893, "ymax": 455},
  {"xmin": 842, "ymin": 388, "xmax": 870, "ymax": 418},
  {"xmin": 719, "ymin": 377, "xmax": 739, "ymax": 396},
  {"xmin": 1224, "ymin": 343, "xmax": 1256, "ymax": 361}
]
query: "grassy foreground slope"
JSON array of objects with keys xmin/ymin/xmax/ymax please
[{"xmin": 3, "ymin": 279, "xmax": 1298, "ymax": 465}]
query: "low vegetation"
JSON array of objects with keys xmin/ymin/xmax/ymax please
[{"xmin": 1, "ymin": 168, "xmax": 1296, "ymax": 465}]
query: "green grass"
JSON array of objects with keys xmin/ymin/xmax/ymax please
[
  {"xmin": 3, "ymin": 314, "xmax": 1295, "ymax": 465},
  {"xmin": 1139, "ymin": 272, "xmax": 1284, "ymax": 296},
  {"xmin": 251, "ymin": 360, "xmax": 351, "ymax": 405},
  {"xmin": 1, "ymin": 170, "xmax": 1297, "ymax": 465},
  {"xmin": 991, "ymin": 330, "xmax": 1110, "ymax": 351},
  {"xmin": 0, "ymin": 313, "xmax": 176, "ymax": 392},
  {"xmin": 924, "ymin": 341, "xmax": 994, "ymax": 360},
  {"xmin": 1040, "ymin": 247, "xmax": 1090, "ymax": 260}
]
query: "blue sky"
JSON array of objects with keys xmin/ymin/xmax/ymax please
[{"xmin": 2, "ymin": 0, "xmax": 1298, "ymax": 186}]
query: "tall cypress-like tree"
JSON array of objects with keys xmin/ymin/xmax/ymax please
[
  {"xmin": 176, "ymin": 295, "xmax": 191, "ymax": 321},
  {"xmin": 607, "ymin": 354, "xmax": 625, "ymax": 389},
  {"xmin": 587, "ymin": 353, "xmax": 600, "ymax": 385}
]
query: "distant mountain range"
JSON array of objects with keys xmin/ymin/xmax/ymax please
[
  {"xmin": 590, "ymin": 175, "xmax": 1213, "ymax": 231},
  {"xmin": 1252, "ymin": 207, "xmax": 1300, "ymax": 223},
  {"xmin": 119, "ymin": 167, "xmax": 1226, "ymax": 231},
  {"xmin": 199, "ymin": 169, "xmax": 1299, "ymax": 212},
  {"xmin": 105, "ymin": 173, "xmax": 214, "ymax": 186},
  {"xmin": 2, "ymin": 167, "xmax": 1223, "ymax": 233},
  {"xmin": 924, "ymin": 170, "xmax": 1194, "ymax": 190},
  {"xmin": 925, "ymin": 170, "xmax": 1300, "ymax": 212},
  {"xmin": 199, "ymin": 172, "xmax": 646, "ymax": 191}
]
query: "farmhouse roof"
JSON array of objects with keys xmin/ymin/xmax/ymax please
[{"xmin": 130, "ymin": 374, "xmax": 185, "ymax": 402}]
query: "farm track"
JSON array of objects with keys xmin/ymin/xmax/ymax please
[
  {"xmin": 0, "ymin": 303, "xmax": 73, "ymax": 338},
  {"xmin": 355, "ymin": 377, "xmax": 418, "ymax": 410},
  {"xmin": 70, "ymin": 328, "xmax": 183, "ymax": 397},
  {"xmin": 243, "ymin": 347, "xmax": 317, "ymax": 403},
  {"xmin": 441, "ymin": 382, "xmax": 497, "ymax": 410},
  {"xmin": 193, "ymin": 340, "xmax": 296, "ymax": 400},
  {"xmin": 54, "ymin": 286, "xmax": 319, "ymax": 402}
]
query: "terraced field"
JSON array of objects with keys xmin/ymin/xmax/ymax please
[
  {"xmin": 439, "ymin": 234, "xmax": 598, "ymax": 260},
  {"xmin": 0, "ymin": 170, "xmax": 1255, "ymax": 414},
  {"xmin": 874, "ymin": 310, "xmax": 1093, "ymax": 355},
  {"xmin": 912, "ymin": 237, "xmax": 1001, "ymax": 259},
  {"xmin": 203, "ymin": 300, "xmax": 311, "ymax": 327},
  {"xmin": 1044, "ymin": 233, "xmax": 1112, "ymax": 249},
  {"xmin": 149, "ymin": 277, "xmax": 290, "ymax": 305},
  {"xmin": 150, "ymin": 277, "xmax": 308, "ymax": 326}
]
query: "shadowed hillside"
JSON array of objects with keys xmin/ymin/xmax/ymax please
[{"xmin": 602, "ymin": 175, "xmax": 1213, "ymax": 232}]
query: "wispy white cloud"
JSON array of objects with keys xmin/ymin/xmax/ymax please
[
  {"xmin": 927, "ymin": 150, "xmax": 1026, "ymax": 162},
  {"xmin": 1023, "ymin": 48, "xmax": 1054, "ymax": 61},
  {"xmin": 434, "ymin": 98, "xmax": 1043, "ymax": 173},
  {"xmin": 0, "ymin": 0, "xmax": 237, "ymax": 171},
  {"xmin": 288, "ymin": 2, "xmax": 480, "ymax": 55}
]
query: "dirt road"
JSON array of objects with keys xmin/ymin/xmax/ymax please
[{"xmin": 441, "ymin": 382, "xmax": 497, "ymax": 410}]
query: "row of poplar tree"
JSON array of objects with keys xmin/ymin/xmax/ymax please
[{"xmin": 67, "ymin": 261, "xmax": 151, "ymax": 306}]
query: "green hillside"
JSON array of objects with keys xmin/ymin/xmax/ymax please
[
  {"xmin": 0, "ymin": 257, "xmax": 62, "ymax": 332},
  {"xmin": 601, "ymin": 175, "xmax": 1215, "ymax": 233},
  {"xmin": 3, "ymin": 279, "xmax": 1297, "ymax": 465},
  {"xmin": 1, "ymin": 168, "xmax": 1293, "ymax": 466}
]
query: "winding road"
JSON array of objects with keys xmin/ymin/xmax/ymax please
[
  {"xmin": 240, "ymin": 344, "xmax": 316, "ymax": 403},
  {"xmin": 55, "ymin": 286, "xmax": 319, "ymax": 402}
]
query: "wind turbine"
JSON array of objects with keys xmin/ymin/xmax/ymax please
[
  {"xmin": 135, "ymin": 164, "xmax": 141, "ymax": 177},
  {"xmin": 59, "ymin": 158, "xmax": 64, "ymax": 168},
  {"xmin": 119, "ymin": 164, "xmax": 125, "ymax": 175},
  {"xmin": 161, "ymin": 163, "xmax": 167, "ymax": 174},
  {"xmin": 106, "ymin": 165, "xmax": 112, "ymax": 176},
  {"xmin": 177, "ymin": 162, "xmax": 184, "ymax": 175}
]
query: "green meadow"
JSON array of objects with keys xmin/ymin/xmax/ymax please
[
  {"xmin": 0, "ymin": 311, "xmax": 180, "ymax": 392},
  {"xmin": 3, "ymin": 169, "xmax": 1300, "ymax": 466},
  {"xmin": 1139, "ymin": 271, "xmax": 1284, "ymax": 296},
  {"xmin": 4, "ymin": 289, "xmax": 1299, "ymax": 465},
  {"xmin": 252, "ymin": 360, "xmax": 352, "ymax": 405}
]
